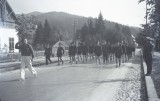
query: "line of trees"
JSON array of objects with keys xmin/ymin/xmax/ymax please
[
  {"xmin": 33, "ymin": 19, "xmax": 61, "ymax": 50},
  {"xmin": 136, "ymin": 0, "xmax": 160, "ymax": 50},
  {"xmin": 15, "ymin": 14, "xmax": 62, "ymax": 50},
  {"xmin": 75, "ymin": 12, "xmax": 134, "ymax": 45}
]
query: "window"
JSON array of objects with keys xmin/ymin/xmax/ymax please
[{"xmin": 9, "ymin": 38, "xmax": 14, "ymax": 52}]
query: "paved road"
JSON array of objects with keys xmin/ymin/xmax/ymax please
[{"xmin": 0, "ymin": 50, "xmax": 143, "ymax": 101}]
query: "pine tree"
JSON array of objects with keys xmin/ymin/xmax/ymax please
[
  {"xmin": 95, "ymin": 12, "xmax": 106, "ymax": 39},
  {"xmin": 43, "ymin": 19, "xmax": 51, "ymax": 45},
  {"xmin": 80, "ymin": 23, "xmax": 88, "ymax": 42},
  {"xmin": 34, "ymin": 23, "xmax": 43, "ymax": 45}
]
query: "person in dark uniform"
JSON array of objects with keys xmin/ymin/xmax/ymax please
[
  {"xmin": 115, "ymin": 42, "xmax": 122, "ymax": 67},
  {"xmin": 89, "ymin": 43, "xmax": 94, "ymax": 61},
  {"xmin": 82, "ymin": 42, "xmax": 88, "ymax": 63},
  {"xmin": 121, "ymin": 42, "xmax": 127, "ymax": 62},
  {"xmin": 72, "ymin": 42, "xmax": 77, "ymax": 64},
  {"xmin": 77, "ymin": 42, "xmax": 82, "ymax": 61},
  {"xmin": 102, "ymin": 41, "xmax": 109, "ymax": 63},
  {"xmin": 68, "ymin": 42, "xmax": 76, "ymax": 64},
  {"xmin": 44, "ymin": 44, "xmax": 52, "ymax": 65},
  {"xmin": 143, "ymin": 38, "xmax": 153, "ymax": 76},
  {"xmin": 94, "ymin": 41, "xmax": 102, "ymax": 65},
  {"xmin": 57, "ymin": 43, "xmax": 64, "ymax": 65},
  {"xmin": 68, "ymin": 42, "xmax": 72, "ymax": 63}
]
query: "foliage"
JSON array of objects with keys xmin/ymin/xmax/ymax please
[
  {"xmin": 15, "ymin": 14, "xmax": 38, "ymax": 40},
  {"xmin": 75, "ymin": 12, "xmax": 136, "ymax": 45}
]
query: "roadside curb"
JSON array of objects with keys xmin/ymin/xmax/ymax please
[{"xmin": 140, "ymin": 50, "xmax": 159, "ymax": 101}]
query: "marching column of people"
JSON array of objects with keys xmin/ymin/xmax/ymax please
[
  {"xmin": 15, "ymin": 39, "xmax": 135, "ymax": 81},
  {"xmin": 66, "ymin": 41, "xmax": 136, "ymax": 67}
]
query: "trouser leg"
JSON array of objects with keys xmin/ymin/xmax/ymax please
[
  {"xmin": 20, "ymin": 56, "xmax": 25, "ymax": 79},
  {"xmin": 46, "ymin": 56, "xmax": 48, "ymax": 65},
  {"xmin": 145, "ymin": 58, "xmax": 152, "ymax": 74},
  {"xmin": 26, "ymin": 56, "xmax": 37, "ymax": 76},
  {"xmin": 48, "ymin": 55, "xmax": 52, "ymax": 63},
  {"xmin": 60, "ymin": 56, "xmax": 63, "ymax": 64}
]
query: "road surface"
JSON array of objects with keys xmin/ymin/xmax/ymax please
[{"xmin": 0, "ymin": 49, "xmax": 143, "ymax": 101}]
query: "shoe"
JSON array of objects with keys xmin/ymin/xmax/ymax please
[
  {"xmin": 145, "ymin": 73, "xmax": 151, "ymax": 76},
  {"xmin": 19, "ymin": 77, "xmax": 25, "ymax": 81},
  {"xmin": 33, "ymin": 72, "xmax": 37, "ymax": 77}
]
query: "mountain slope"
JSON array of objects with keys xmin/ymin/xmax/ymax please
[{"xmin": 24, "ymin": 11, "xmax": 141, "ymax": 40}]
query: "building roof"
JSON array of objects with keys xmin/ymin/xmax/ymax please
[
  {"xmin": 0, "ymin": 0, "xmax": 17, "ymax": 24},
  {"xmin": 53, "ymin": 41, "xmax": 69, "ymax": 48}
]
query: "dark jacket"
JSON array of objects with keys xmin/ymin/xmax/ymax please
[
  {"xmin": 94, "ymin": 45, "xmax": 102, "ymax": 56},
  {"xmin": 57, "ymin": 47, "xmax": 64, "ymax": 56},
  {"xmin": 44, "ymin": 48, "xmax": 52, "ymax": 56},
  {"xmin": 15, "ymin": 43, "xmax": 34, "ymax": 57}
]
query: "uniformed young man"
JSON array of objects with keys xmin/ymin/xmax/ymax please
[
  {"xmin": 44, "ymin": 44, "xmax": 52, "ymax": 65},
  {"xmin": 102, "ymin": 41, "xmax": 109, "ymax": 63},
  {"xmin": 115, "ymin": 42, "xmax": 122, "ymax": 67},
  {"xmin": 143, "ymin": 38, "xmax": 153, "ymax": 76},
  {"xmin": 94, "ymin": 41, "xmax": 102, "ymax": 65},
  {"xmin": 82, "ymin": 42, "xmax": 88, "ymax": 63},
  {"xmin": 57, "ymin": 43, "xmax": 64, "ymax": 65}
]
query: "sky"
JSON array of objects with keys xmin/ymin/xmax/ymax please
[{"xmin": 7, "ymin": 0, "xmax": 146, "ymax": 27}]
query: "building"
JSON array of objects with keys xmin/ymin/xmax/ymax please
[{"xmin": 0, "ymin": 0, "xmax": 18, "ymax": 53}]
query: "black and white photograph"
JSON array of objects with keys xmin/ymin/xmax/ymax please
[{"xmin": 0, "ymin": 0, "xmax": 160, "ymax": 101}]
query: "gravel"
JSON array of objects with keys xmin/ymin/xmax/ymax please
[{"xmin": 115, "ymin": 52, "xmax": 148, "ymax": 101}]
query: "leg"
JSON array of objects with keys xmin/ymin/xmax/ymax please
[
  {"xmin": 26, "ymin": 56, "xmax": 37, "ymax": 77},
  {"xmin": 60, "ymin": 56, "xmax": 63, "ymax": 64},
  {"xmin": 46, "ymin": 56, "xmax": 48, "ymax": 65},
  {"xmin": 48, "ymin": 55, "xmax": 52, "ymax": 63},
  {"xmin": 58, "ymin": 57, "xmax": 60, "ymax": 65},
  {"xmin": 20, "ymin": 56, "xmax": 26, "ymax": 80}
]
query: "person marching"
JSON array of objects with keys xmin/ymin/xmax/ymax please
[
  {"xmin": 115, "ymin": 42, "xmax": 123, "ymax": 67},
  {"xmin": 102, "ymin": 41, "xmax": 109, "ymax": 64},
  {"xmin": 57, "ymin": 42, "xmax": 64, "ymax": 65},
  {"xmin": 142, "ymin": 38, "xmax": 153, "ymax": 76},
  {"xmin": 15, "ymin": 38, "xmax": 37, "ymax": 81},
  {"xmin": 121, "ymin": 41, "xmax": 127, "ymax": 62},
  {"xmin": 88, "ymin": 43, "xmax": 94, "ymax": 61},
  {"xmin": 72, "ymin": 42, "xmax": 77, "ymax": 64},
  {"xmin": 81, "ymin": 42, "xmax": 88, "ymax": 63},
  {"xmin": 77, "ymin": 42, "xmax": 82, "ymax": 62},
  {"xmin": 68, "ymin": 42, "xmax": 72, "ymax": 63},
  {"xmin": 94, "ymin": 41, "xmax": 102, "ymax": 65},
  {"xmin": 68, "ymin": 42, "xmax": 76, "ymax": 64},
  {"xmin": 44, "ymin": 44, "xmax": 52, "ymax": 65}
]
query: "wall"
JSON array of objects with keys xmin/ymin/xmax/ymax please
[{"xmin": 0, "ymin": 27, "xmax": 18, "ymax": 53}]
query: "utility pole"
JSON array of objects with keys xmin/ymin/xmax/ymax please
[
  {"xmin": 72, "ymin": 20, "xmax": 78, "ymax": 42},
  {"xmin": 145, "ymin": 0, "xmax": 149, "ymax": 36}
]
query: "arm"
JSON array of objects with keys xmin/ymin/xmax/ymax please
[
  {"xmin": 62, "ymin": 47, "xmax": 65, "ymax": 54},
  {"xmin": 29, "ymin": 45, "xmax": 34, "ymax": 58},
  {"xmin": 15, "ymin": 42, "xmax": 21, "ymax": 49}
]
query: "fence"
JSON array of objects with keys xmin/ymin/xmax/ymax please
[{"xmin": 0, "ymin": 51, "xmax": 45, "ymax": 63}]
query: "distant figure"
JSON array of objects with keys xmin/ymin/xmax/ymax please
[
  {"xmin": 102, "ymin": 41, "xmax": 109, "ymax": 63},
  {"xmin": 143, "ymin": 38, "xmax": 153, "ymax": 76},
  {"xmin": 115, "ymin": 42, "xmax": 122, "ymax": 67},
  {"xmin": 89, "ymin": 43, "xmax": 94, "ymax": 61},
  {"xmin": 44, "ymin": 44, "xmax": 52, "ymax": 65},
  {"xmin": 77, "ymin": 42, "xmax": 82, "ymax": 61},
  {"xmin": 57, "ymin": 43, "xmax": 65, "ymax": 65},
  {"xmin": 15, "ymin": 38, "xmax": 37, "ymax": 81},
  {"xmin": 68, "ymin": 42, "xmax": 77, "ymax": 64},
  {"xmin": 81, "ymin": 42, "xmax": 88, "ymax": 63},
  {"xmin": 68, "ymin": 43, "xmax": 72, "ymax": 63},
  {"xmin": 94, "ymin": 42, "xmax": 102, "ymax": 65}
]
